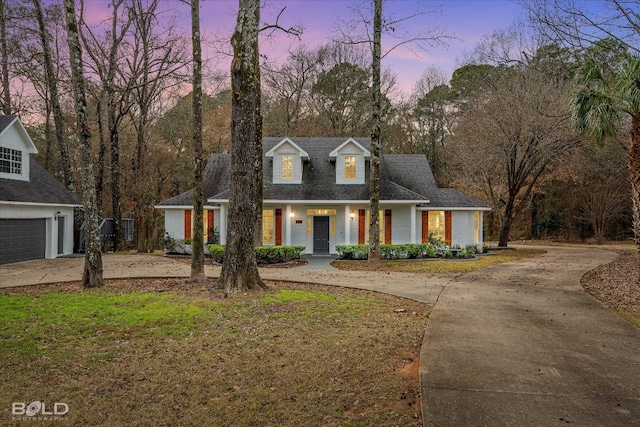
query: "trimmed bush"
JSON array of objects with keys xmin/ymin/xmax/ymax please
[
  {"xmin": 334, "ymin": 245, "xmax": 369, "ymax": 260},
  {"xmin": 336, "ymin": 243, "xmax": 477, "ymax": 260},
  {"xmin": 207, "ymin": 245, "xmax": 305, "ymax": 265}
]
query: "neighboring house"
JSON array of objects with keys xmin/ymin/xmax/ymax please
[
  {"xmin": 156, "ymin": 137, "xmax": 490, "ymax": 255},
  {"xmin": 0, "ymin": 115, "xmax": 81, "ymax": 265}
]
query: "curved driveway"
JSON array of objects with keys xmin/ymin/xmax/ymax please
[
  {"xmin": 421, "ymin": 246, "xmax": 640, "ymax": 426},
  {"xmin": 1, "ymin": 246, "xmax": 639, "ymax": 425}
]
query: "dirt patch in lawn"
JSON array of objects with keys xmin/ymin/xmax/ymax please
[
  {"xmin": 582, "ymin": 249, "xmax": 640, "ymax": 327},
  {"xmin": 0, "ymin": 278, "xmax": 427, "ymax": 426}
]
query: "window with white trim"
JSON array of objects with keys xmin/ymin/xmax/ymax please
[
  {"xmin": 0, "ymin": 147, "xmax": 21, "ymax": 174},
  {"xmin": 345, "ymin": 156, "xmax": 356, "ymax": 180},
  {"xmin": 281, "ymin": 155, "xmax": 293, "ymax": 180}
]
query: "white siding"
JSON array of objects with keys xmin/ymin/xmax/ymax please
[
  {"xmin": 0, "ymin": 203, "xmax": 74, "ymax": 258},
  {"xmin": 451, "ymin": 211, "xmax": 481, "ymax": 248},
  {"xmin": 164, "ymin": 209, "xmax": 185, "ymax": 240},
  {"xmin": 389, "ymin": 205, "xmax": 412, "ymax": 244}
]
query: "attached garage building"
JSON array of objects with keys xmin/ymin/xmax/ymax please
[{"xmin": 0, "ymin": 115, "xmax": 81, "ymax": 265}]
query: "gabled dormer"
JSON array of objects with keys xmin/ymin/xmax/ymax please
[
  {"xmin": 0, "ymin": 116, "xmax": 38, "ymax": 182},
  {"xmin": 265, "ymin": 137, "xmax": 309, "ymax": 184},
  {"xmin": 329, "ymin": 138, "xmax": 370, "ymax": 184}
]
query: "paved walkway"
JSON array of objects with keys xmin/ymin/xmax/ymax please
[{"xmin": 1, "ymin": 246, "xmax": 639, "ymax": 425}]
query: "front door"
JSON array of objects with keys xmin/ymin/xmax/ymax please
[
  {"xmin": 57, "ymin": 217, "xmax": 65, "ymax": 255},
  {"xmin": 313, "ymin": 216, "xmax": 330, "ymax": 254}
]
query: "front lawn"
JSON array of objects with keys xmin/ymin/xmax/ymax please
[{"xmin": 0, "ymin": 279, "xmax": 427, "ymax": 426}]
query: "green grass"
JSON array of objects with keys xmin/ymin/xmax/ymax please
[
  {"xmin": 333, "ymin": 248, "xmax": 545, "ymax": 274},
  {"xmin": 0, "ymin": 280, "xmax": 427, "ymax": 426}
]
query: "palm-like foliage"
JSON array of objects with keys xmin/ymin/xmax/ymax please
[{"xmin": 573, "ymin": 55, "xmax": 640, "ymax": 263}]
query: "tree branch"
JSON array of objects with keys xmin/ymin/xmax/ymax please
[{"xmin": 259, "ymin": 7, "xmax": 302, "ymax": 39}]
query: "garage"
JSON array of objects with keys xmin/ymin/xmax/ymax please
[{"xmin": 0, "ymin": 218, "xmax": 46, "ymax": 265}]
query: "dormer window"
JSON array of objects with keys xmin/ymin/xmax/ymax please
[
  {"xmin": 345, "ymin": 156, "xmax": 356, "ymax": 180},
  {"xmin": 266, "ymin": 138, "xmax": 309, "ymax": 185},
  {"xmin": 281, "ymin": 155, "xmax": 293, "ymax": 180},
  {"xmin": 0, "ymin": 147, "xmax": 21, "ymax": 174},
  {"xmin": 329, "ymin": 139, "xmax": 370, "ymax": 185}
]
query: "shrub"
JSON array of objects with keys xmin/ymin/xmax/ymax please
[
  {"xmin": 208, "ymin": 244, "xmax": 226, "ymax": 263},
  {"xmin": 335, "ymin": 245, "xmax": 369, "ymax": 260},
  {"xmin": 207, "ymin": 245, "xmax": 305, "ymax": 265},
  {"xmin": 337, "ymin": 243, "xmax": 441, "ymax": 260}
]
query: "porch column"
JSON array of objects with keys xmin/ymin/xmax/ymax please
[
  {"xmin": 410, "ymin": 206, "xmax": 416, "ymax": 243},
  {"xmin": 285, "ymin": 204, "xmax": 292, "ymax": 246},
  {"xmin": 344, "ymin": 204, "xmax": 351, "ymax": 245},
  {"xmin": 219, "ymin": 204, "xmax": 227, "ymax": 245}
]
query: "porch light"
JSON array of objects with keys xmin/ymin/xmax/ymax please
[
  {"xmin": 290, "ymin": 211, "xmax": 295, "ymax": 219},
  {"xmin": 350, "ymin": 210, "xmax": 355, "ymax": 220},
  {"xmin": 54, "ymin": 211, "xmax": 61, "ymax": 221}
]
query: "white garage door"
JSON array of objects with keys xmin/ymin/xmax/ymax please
[{"xmin": 0, "ymin": 219, "xmax": 46, "ymax": 265}]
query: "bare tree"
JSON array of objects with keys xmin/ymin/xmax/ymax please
[
  {"xmin": 216, "ymin": 0, "xmax": 265, "ymax": 293},
  {"xmin": 0, "ymin": 0, "xmax": 10, "ymax": 114},
  {"xmin": 337, "ymin": 0, "xmax": 448, "ymax": 262},
  {"xmin": 33, "ymin": 0, "xmax": 74, "ymax": 190},
  {"xmin": 63, "ymin": 0, "xmax": 103, "ymax": 287},
  {"xmin": 449, "ymin": 63, "xmax": 576, "ymax": 247},
  {"xmin": 526, "ymin": 0, "xmax": 640, "ymax": 55},
  {"xmin": 368, "ymin": 0, "xmax": 382, "ymax": 262},
  {"xmin": 80, "ymin": 0, "xmax": 134, "ymax": 252},
  {"xmin": 125, "ymin": 0, "xmax": 189, "ymax": 252},
  {"xmin": 188, "ymin": 0, "xmax": 206, "ymax": 283}
]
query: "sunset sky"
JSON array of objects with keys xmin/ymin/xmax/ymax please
[
  {"xmin": 83, "ymin": 0, "xmax": 532, "ymax": 97},
  {"xmin": 197, "ymin": 0, "xmax": 525, "ymax": 97}
]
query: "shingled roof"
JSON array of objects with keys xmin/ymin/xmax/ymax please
[
  {"xmin": 157, "ymin": 137, "xmax": 488, "ymax": 209},
  {"xmin": 0, "ymin": 157, "xmax": 80, "ymax": 205}
]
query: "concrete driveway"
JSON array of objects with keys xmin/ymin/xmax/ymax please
[{"xmin": 421, "ymin": 246, "xmax": 640, "ymax": 426}]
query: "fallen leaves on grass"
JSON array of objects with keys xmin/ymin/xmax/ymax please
[{"xmin": 0, "ymin": 279, "xmax": 428, "ymax": 426}]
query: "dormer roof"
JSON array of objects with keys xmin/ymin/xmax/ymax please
[
  {"xmin": 329, "ymin": 138, "xmax": 370, "ymax": 159},
  {"xmin": 0, "ymin": 115, "xmax": 38, "ymax": 154},
  {"xmin": 265, "ymin": 137, "xmax": 309, "ymax": 160}
]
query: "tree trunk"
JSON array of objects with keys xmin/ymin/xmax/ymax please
[
  {"xmin": 63, "ymin": 0, "xmax": 103, "ymax": 288},
  {"xmin": 215, "ymin": 0, "xmax": 265, "ymax": 293},
  {"xmin": 109, "ymin": 98, "xmax": 124, "ymax": 251},
  {"xmin": 95, "ymin": 98, "xmax": 106, "ymax": 214},
  {"xmin": 189, "ymin": 0, "xmax": 206, "ymax": 283},
  {"xmin": 628, "ymin": 114, "xmax": 640, "ymax": 275},
  {"xmin": 498, "ymin": 196, "xmax": 516, "ymax": 247},
  {"xmin": 0, "ymin": 0, "xmax": 10, "ymax": 115},
  {"xmin": 34, "ymin": 0, "xmax": 75, "ymax": 191},
  {"xmin": 368, "ymin": 0, "xmax": 382, "ymax": 263}
]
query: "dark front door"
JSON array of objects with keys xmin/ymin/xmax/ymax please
[
  {"xmin": 313, "ymin": 216, "xmax": 330, "ymax": 254},
  {"xmin": 58, "ymin": 217, "xmax": 65, "ymax": 255}
]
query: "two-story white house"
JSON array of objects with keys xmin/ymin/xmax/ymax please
[
  {"xmin": 0, "ymin": 115, "xmax": 81, "ymax": 264},
  {"xmin": 156, "ymin": 137, "xmax": 490, "ymax": 255}
]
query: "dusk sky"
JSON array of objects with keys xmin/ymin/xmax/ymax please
[
  {"xmin": 196, "ymin": 0, "xmax": 526, "ymax": 97},
  {"xmin": 84, "ymin": 0, "xmax": 534, "ymax": 97}
]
